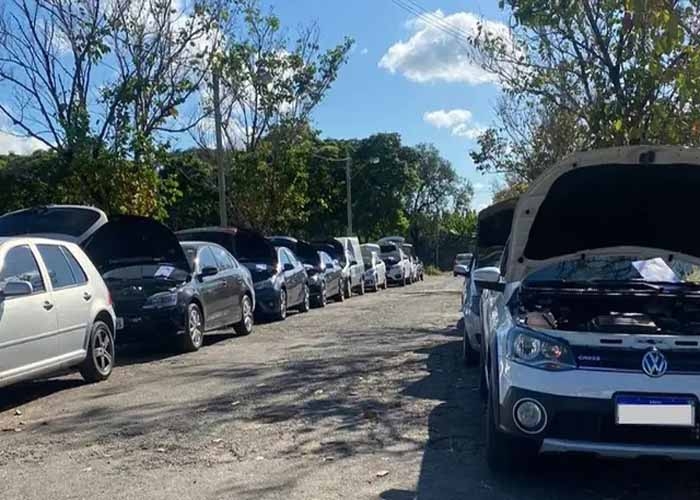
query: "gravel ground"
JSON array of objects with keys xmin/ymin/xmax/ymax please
[{"xmin": 1, "ymin": 274, "xmax": 700, "ymax": 499}]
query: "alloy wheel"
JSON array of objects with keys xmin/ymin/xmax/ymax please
[
  {"xmin": 92, "ymin": 324, "xmax": 114, "ymax": 376},
  {"xmin": 242, "ymin": 296, "xmax": 253, "ymax": 332},
  {"xmin": 189, "ymin": 306, "xmax": 203, "ymax": 347}
]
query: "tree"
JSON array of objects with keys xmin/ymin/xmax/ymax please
[{"xmin": 208, "ymin": 0, "xmax": 353, "ymax": 152}]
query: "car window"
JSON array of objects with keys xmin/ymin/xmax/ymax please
[
  {"xmin": 61, "ymin": 247, "xmax": 88, "ymax": 284},
  {"xmin": 37, "ymin": 244, "xmax": 78, "ymax": 289},
  {"xmin": 285, "ymin": 249, "xmax": 299, "ymax": 266},
  {"xmin": 279, "ymin": 249, "xmax": 291, "ymax": 266},
  {"xmin": 0, "ymin": 245, "xmax": 45, "ymax": 293},
  {"xmin": 198, "ymin": 247, "xmax": 218, "ymax": 272},
  {"xmin": 211, "ymin": 246, "xmax": 234, "ymax": 271}
]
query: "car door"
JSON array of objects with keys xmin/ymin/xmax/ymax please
[
  {"xmin": 211, "ymin": 245, "xmax": 241, "ymax": 324},
  {"xmin": 0, "ymin": 244, "xmax": 59, "ymax": 378},
  {"xmin": 36, "ymin": 244, "xmax": 92, "ymax": 357},
  {"xmin": 282, "ymin": 249, "xmax": 303, "ymax": 305},
  {"xmin": 197, "ymin": 246, "xmax": 227, "ymax": 330},
  {"xmin": 321, "ymin": 252, "xmax": 339, "ymax": 295}
]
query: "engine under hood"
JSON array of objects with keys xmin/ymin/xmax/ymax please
[
  {"xmin": 84, "ymin": 215, "xmax": 190, "ymax": 273},
  {"xmin": 506, "ymin": 146, "xmax": 700, "ymax": 282}
]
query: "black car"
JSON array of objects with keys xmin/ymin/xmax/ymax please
[
  {"xmin": 311, "ymin": 239, "xmax": 350, "ymax": 296},
  {"xmin": 269, "ymin": 236, "xmax": 344, "ymax": 307},
  {"xmin": 176, "ymin": 227, "xmax": 309, "ymax": 320},
  {"xmin": 84, "ymin": 217, "xmax": 256, "ymax": 351}
]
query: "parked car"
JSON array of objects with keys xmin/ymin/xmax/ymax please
[
  {"xmin": 0, "ymin": 237, "xmax": 116, "ymax": 388},
  {"xmin": 379, "ymin": 242, "xmax": 411, "ymax": 286},
  {"xmin": 312, "ymin": 239, "xmax": 350, "ymax": 298},
  {"xmin": 477, "ymin": 146, "xmax": 700, "ymax": 470},
  {"xmin": 456, "ymin": 198, "xmax": 516, "ymax": 366},
  {"xmin": 401, "ymin": 243, "xmax": 419, "ymax": 283},
  {"xmin": 269, "ymin": 236, "xmax": 343, "ymax": 307},
  {"xmin": 335, "ymin": 236, "xmax": 365, "ymax": 296},
  {"xmin": 378, "ymin": 237, "xmax": 418, "ymax": 284},
  {"xmin": 177, "ymin": 227, "xmax": 308, "ymax": 320},
  {"xmin": 360, "ymin": 243, "xmax": 387, "ymax": 292},
  {"xmin": 453, "ymin": 253, "xmax": 473, "ymax": 276}
]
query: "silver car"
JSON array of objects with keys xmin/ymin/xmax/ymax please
[
  {"xmin": 478, "ymin": 146, "xmax": 700, "ymax": 470},
  {"xmin": 360, "ymin": 244, "xmax": 387, "ymax": 292},
  {"xmin": 0, "ymin": 237, "xmax": 116, "ymax": 388}
]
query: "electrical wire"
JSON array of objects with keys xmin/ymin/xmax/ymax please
[{"xmin": 389, "ymin": 0, "xmax": 475, "ymax": 50}]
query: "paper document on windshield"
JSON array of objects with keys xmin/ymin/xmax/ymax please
[
  {"xmin": 632, "ymin": 257, "xmax": 679, "ymax": 283},
  {"xmin": 154, "ymin": 265, "xmax": 175, "ymax": 278}
]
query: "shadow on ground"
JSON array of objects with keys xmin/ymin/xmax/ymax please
[{"xmin": 381, "ymin": 337, "xmax": 700, "ymax": 500}]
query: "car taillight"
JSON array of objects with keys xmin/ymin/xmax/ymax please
[{"xmin": 107, "ymin": 292, "xmax": 113, "ymax": 306}]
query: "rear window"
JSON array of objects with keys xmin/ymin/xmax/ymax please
[{"xmin": 0, "ymin": 207, "xmax": 100, "ymax": 238}]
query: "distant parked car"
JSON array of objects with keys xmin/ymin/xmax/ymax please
[
  {"xmin": 176, "ymin": 227, "xmax": 308, "ymax": 321},
  {"xmin": 379, "ymin": 242, "xmax": 411, "ymax": 286},
  {"xmin": 335, "ymin": 236, "xmax": 366, "ymax": 296},
  {"xmin": 379, "ymin": 237, "xmax": 418, "ymax": 284},
  {"xmin": 312, "ymin": 239, "xmax": 350, "ymax": 297},
  {"xmin": 453, "ymin": 253, "xmax": 473, "ymax": 276},
  {"xmin": 457, "ymin": 198, "xmax": 516, "ymax": 366},
  {"xmin": 0, "ymin": 237, "xmax": 116, "ymax": 388},
  {"xmin": 360, "ymin": 243, "xmax": 387, "ymax": 291},
  {"xmin": 269, "ymin": 236, "xmax": 343, "ymax": 307}
]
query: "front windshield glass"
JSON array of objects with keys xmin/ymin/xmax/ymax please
[
  {"xmin": 102, "ymin": 264, "xmax": 189, "ymax": 282},
  {"xmin": 525, "ymin": 256, "xmax": 700, "ymax": 284}
]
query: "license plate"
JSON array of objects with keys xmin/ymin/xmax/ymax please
[
  {"xmin": 115, "ymin": 317, "xmax": 124, "ymax": 330},
  {"xmin": 616, "ymin": 395, "xmax": 695, "ymax": 427}
]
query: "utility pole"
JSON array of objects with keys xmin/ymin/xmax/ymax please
[
  {"xmin": 212, "ymin": 68, "xmax": 228, "ymax": 227},
  {"xmin": 345, "ymin": 155, "xmax": 352, "ymax": 235}
]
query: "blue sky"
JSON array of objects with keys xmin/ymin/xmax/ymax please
[{"xmin": 265, "ymin": 0, "xmax": 510, "ymax": 210}]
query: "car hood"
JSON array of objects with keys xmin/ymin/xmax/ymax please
[
  {"xmin": 84, "ymin": 215, "xmax": 190, "ymax": 274},
  {"xmin": 176, "ymin": 226, "xmax": 277, "ymax": 266},
  {"xmin": 506, "ymin": 146, "xmax": 700, "ymax": 282},
  {"xmin": 312, "ymin": 239, "xmax": 346, "ymax": 266}
]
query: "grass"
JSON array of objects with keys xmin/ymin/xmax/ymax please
[{"xmin": 424, "ymin": 265, "xmax": 443, "ymax": 276}]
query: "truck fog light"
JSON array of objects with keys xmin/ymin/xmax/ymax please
[{"xmin": 513, "ymin": 398, "xmax": 547, "ymax": 434}]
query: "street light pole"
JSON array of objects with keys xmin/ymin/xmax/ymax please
[
  {"xmin": 345, "ymin": 156, "xmax": 352, "ymax": 235},
  {"xmin": 212, "ymin": 68, "xmax": 228, "ymax": 227}
]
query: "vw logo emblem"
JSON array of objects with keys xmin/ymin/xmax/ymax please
[{"xmin": 642, "ymin": 348, "xmax": 668, "ymax": 378}]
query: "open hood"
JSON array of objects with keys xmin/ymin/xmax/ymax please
[
  {"xmin": 84, "ymin": 215, "xmax": 189, "ymax": 273},
  {"xmin": 0, "ymin": 205, "xmax": 108, "ymax": 244},
  {"xmin": 506, "ymin": 146, "xmax": 700, "ymax": 282},
  {"xmin": 311, "ymin": 239, "xmax": 346, "ymax": 266},
  {"xmin": 176, "ymin": 226, "xmax": 277, "ymax": 266},
  {"xmin": 268, "ymin": 236, "xmax": 319, "ymax": 266},
  {"xmin": 476, "ymin": 198, "xmax": 516, "ymax": 268}
]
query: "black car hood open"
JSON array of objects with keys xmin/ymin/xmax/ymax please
[
  {"xmin": 476, "ymin": 198, "xmax": 516, "ymax": 267},
  {"xmin": 506, "ymin": 146, "xmax": 700, "ymax": 281},
  {"xmin": 311, "ymin": 239, "xmax": 346, "ymax": 266},
  {"xmin": 269, "ymin": 236, "xmax": 319, "ymax": 266},
  {"xmin": 84, "ymin": 215, "xmax": 190, "ymax": 273},
  {"xmin": 176, "ymin": 226, "xmax": 277, "ymax": 266}
]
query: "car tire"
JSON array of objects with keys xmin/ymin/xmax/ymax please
[
  {"xmin": 299, "ymin": 284, "xmax": 311, "ymax": 312},
  {"xmin": 79, "ymin": 319, "xmax": 115, "ymax": 383},
  {"xmin": 234, "ymin": 295, "xmax": 254, "ymax": 336},
  {"xmin": 180, "ymin": 302, "xmax": 205, "ymax": 352},
  {"xmin": 274, "ymin": 288, "xmax": 288, "ymax": 321},
  {"xmin": 485, "ymin": 386, "xmax": 539, "ymax": 474},
  {"xmin": 315, "ymin": 282, "xmax": 328, "ymax": 308},
  {"xmin": 463, "ymin": 331, "xmax": 479, "ymax": 367},
  {"xmin": 344, "ymin": 279, "xmax": 352, "ymax": 299},
  {"xmin": 336, "ymin": 282, "xmax": 345, "ymax": 302}
]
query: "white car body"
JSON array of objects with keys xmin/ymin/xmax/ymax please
[
  {"xmin": 379, "ymin": 242, "xmax": 412, "ymax": 285},
  {"xmin": 360, "ymin": 244, "xmax": 387, "ymax": 291},
  {"xmin": 0, "ymin": 237, "xmax": 116, "ymax": 388},
  {"xmin": 480, "ymin": 146, "xmax": 700, "ymax": 466}
]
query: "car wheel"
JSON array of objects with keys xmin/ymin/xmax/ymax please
[
  {"xmin": 275, "ymin": 289, "xmax": 288, "ymax": 321},
  {"xmin": 180, "ymin": 303, "xmax": 204, "ymax": 352},
  {"xmin": 463, "ymin": 330, "xmax": 479, "ymax": 367},
  {"xmin": 344, "ymin": 279, "xmax": 352, "ymax": 299},
  {"xmin": 299, "ymin": 284, "xmax": 311, "ymax": 312},
  {"xmin": 316, "ymin": 282, "xmax": 328, "ymax": 308},
  {"xmin": 234, "ymin": 295, "xmax": 254, "ymax": 336},
  {"xmin": 485, "ymin": 385, "xmax": 539, "ymax": 473},
  {"xmin": 336, "ymin": 280, "xmax": 345, "ymax": 302},
  {"xmin": 79, "ymin": 319, "xmax": 115, "ymax": 383}
]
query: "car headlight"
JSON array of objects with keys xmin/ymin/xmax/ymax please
[
  {"xmin": 507, "ymin": 328, "xmax": 575, "ymax": 370},
  {"xmin": 143, "ymin": 291, "xmax": 179, "ymax": 309}
]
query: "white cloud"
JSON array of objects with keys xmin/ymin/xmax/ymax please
[
  {"xmin": 379, "ymin": 10, "xmax": 510, "ymax": 85},
  {"xmin": 423, "ymin": 108, "xmax": 484, "ymax": 141},
  {"xmin": 0, "ymin": 132, "xmax": 47, "ymax": 155}
]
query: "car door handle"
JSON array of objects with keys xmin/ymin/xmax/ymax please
[
  {"xmin": 83, "ymin": 292, "xmax": 92, "ymax": 301},
  {"xmin": 43, "ymin": 301, "xmax": 54, "ymax": 311}
]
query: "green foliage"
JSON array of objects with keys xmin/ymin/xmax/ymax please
[{"xmin": 424, "ymin": 265, "xmax": 442, "ymax": 276}]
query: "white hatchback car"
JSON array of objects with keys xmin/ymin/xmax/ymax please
[{"xmin": 0, "ymin": 237, "xmax": 116, "ymax": 388}]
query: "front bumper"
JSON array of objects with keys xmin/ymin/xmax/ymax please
[
  {"xmin": 497, "ymin": 361, "xmax": 700, "ymax": 459},
  {"xmin": 254, "ymin": 285, "xmax": 282, "ymax": 314},
  {"xmin": 115, "ymin": 306, "xmax": 186, "ymax": 341},
  {"xmin": 386, "ymin": 267, "xmax": 404, "ymax": 282}
]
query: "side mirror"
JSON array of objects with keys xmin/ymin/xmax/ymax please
[
  {"xmin": 200, "ymin": 266, "xmax": 218, "ymax": 279},
  {"xmin": 283, "ymin": 263, "xmax": 294, "ymax": 272},
  {"xmin": 473, "ymin": 267, "xmax": 505, "ymax": 292},
  {"xmin": 454, "ymin": 264, "xmax": 470, "ymax": 278},
  {"xmin": 1, "ymin": 280, "xmax": 33, "ymax": 298}
]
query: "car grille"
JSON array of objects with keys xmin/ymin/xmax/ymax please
[{"xmin": 572, "ymin": 346, "xmax": 700, "ymax": 374}]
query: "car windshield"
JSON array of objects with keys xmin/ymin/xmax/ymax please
[
  {"xmin": 476, "ymin": 247, "xmax": 503, "ymax": 268},
  {"xmin": 525, "ymin": 255, "xmax": 700, "ymax": 285},
  {"xmin": 102, "ymin": 264, "xmax": 189, "ymax": 282}
]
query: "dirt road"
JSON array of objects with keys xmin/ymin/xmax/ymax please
[{"xmin": 1, "ymin": 275, "xmax": 700, "ymax": 499}]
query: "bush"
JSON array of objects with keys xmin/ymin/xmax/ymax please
[{"xmin": 424, "ymin": 265, "xmax": 442, "ymax": 276}]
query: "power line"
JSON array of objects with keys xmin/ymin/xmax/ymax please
[{"xmin": 389, "ymin": 0, "xmax": 475, "ymax": 50}]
